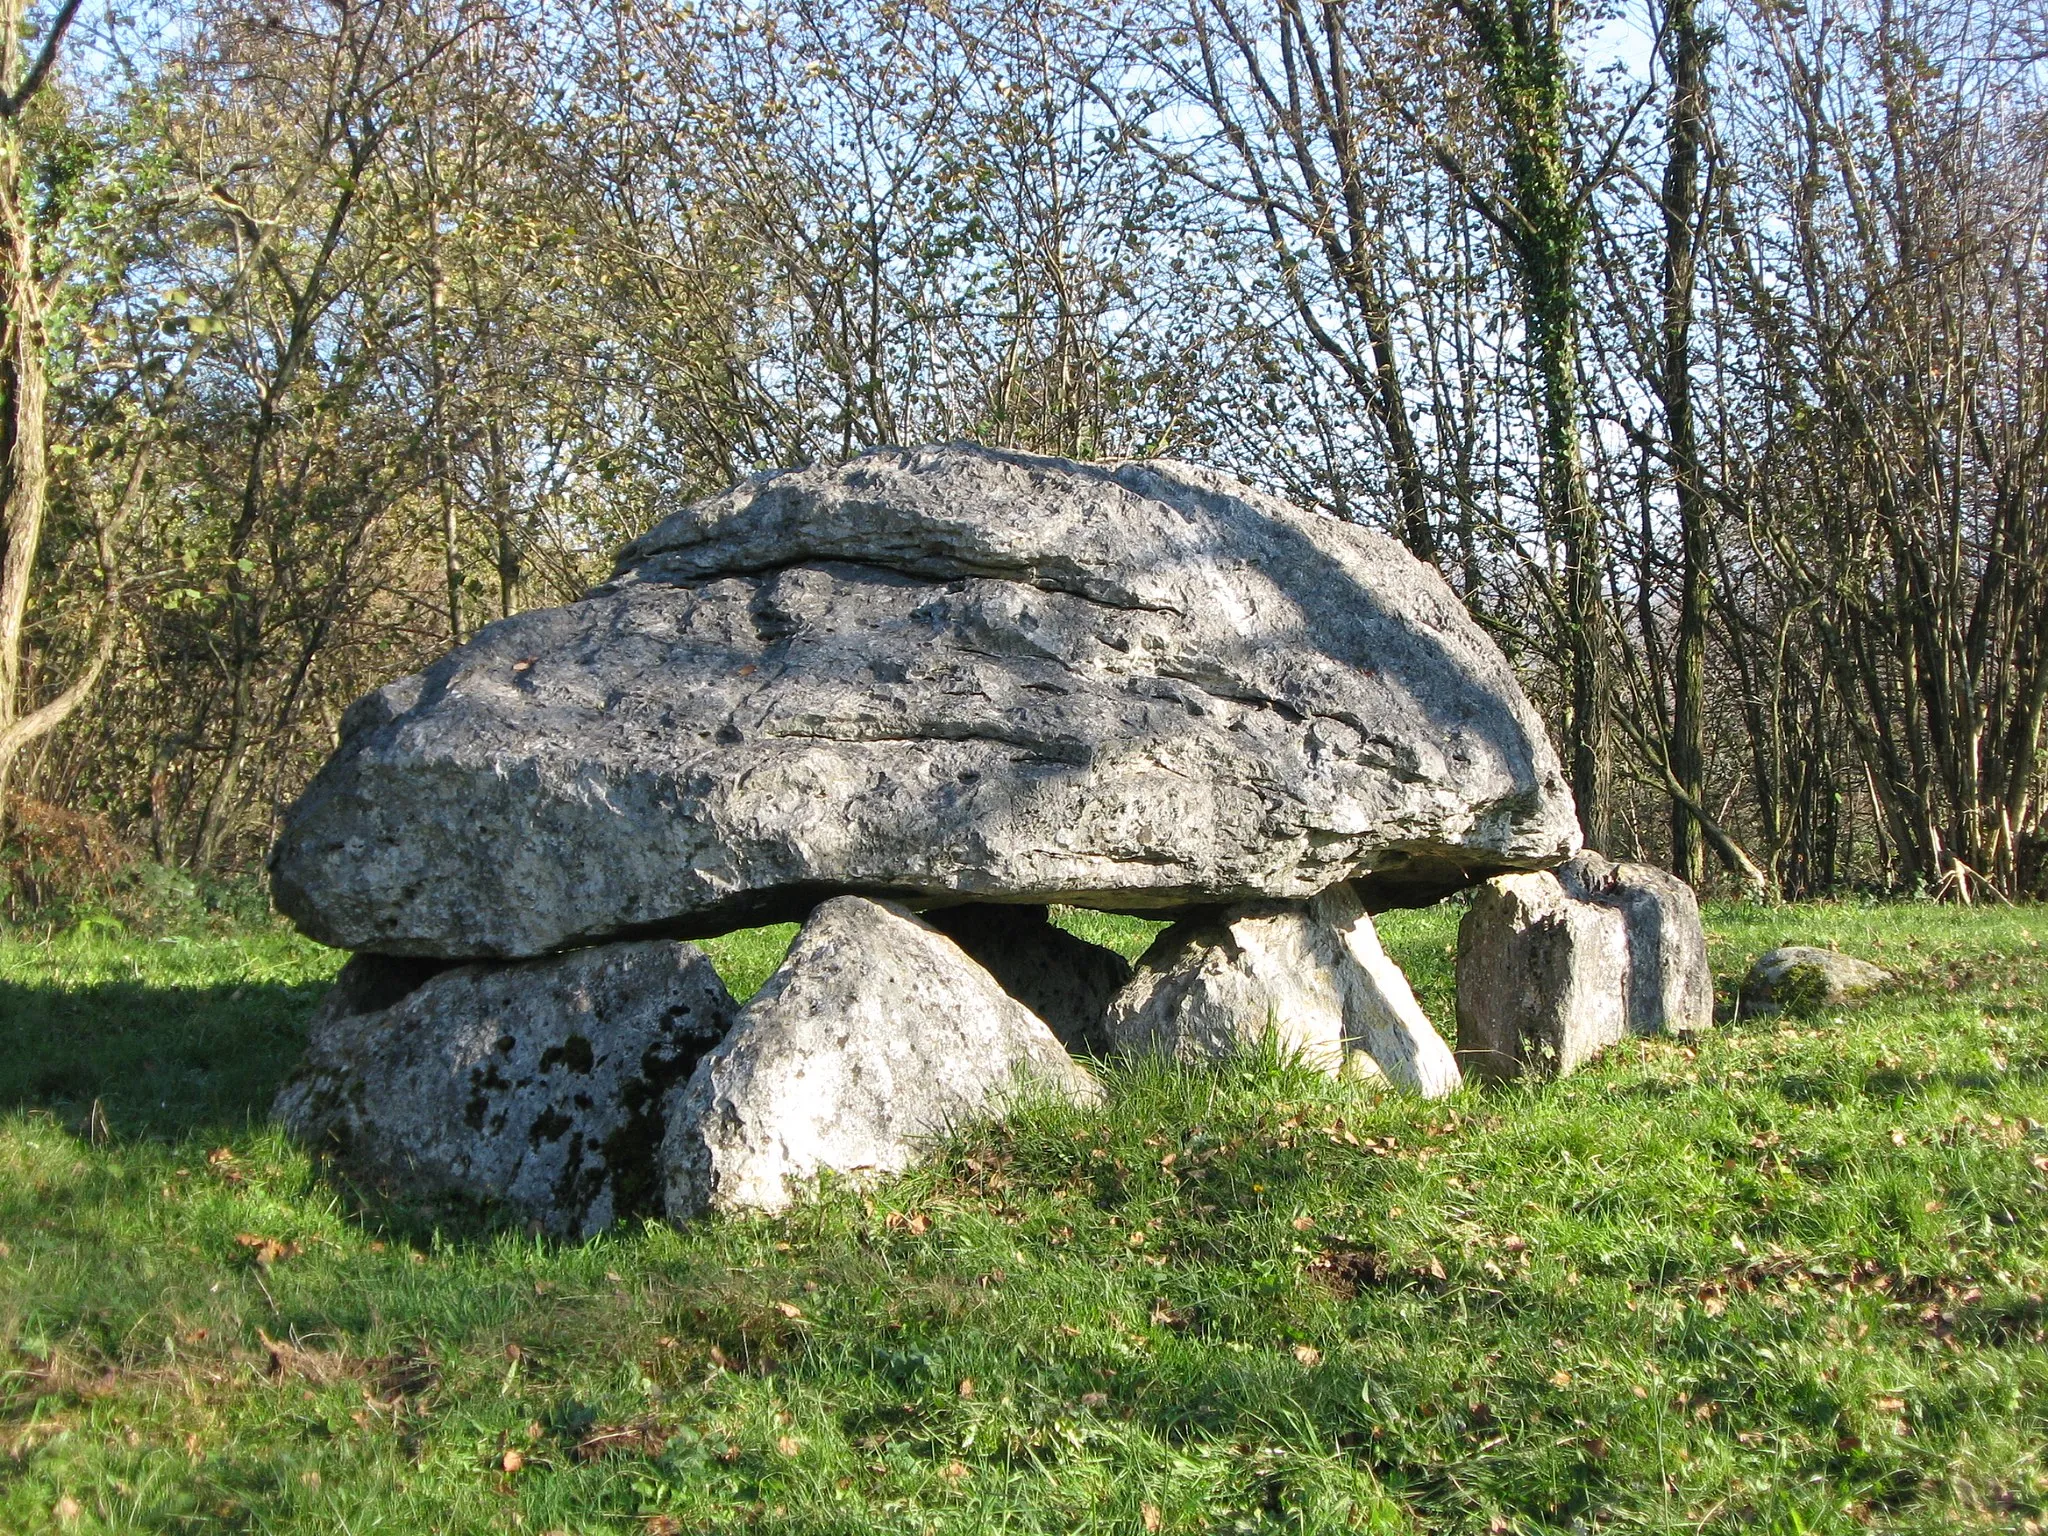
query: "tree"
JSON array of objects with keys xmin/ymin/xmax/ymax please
[
  {"xmin": 0, "ymin": 0, "xmax": 96, "ymax": 824},
  {"xmin": 1657, "ymin": 0, "xmax": 1711, "ymax": 886},
  {"xmin": 1446, "ymin": 0, "xmax": 1611, "ymax": 852}
]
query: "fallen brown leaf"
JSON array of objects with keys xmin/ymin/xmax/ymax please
[{"xmin": 235, "ymin": 1233, "xmax": 300, "ymax": 1265}]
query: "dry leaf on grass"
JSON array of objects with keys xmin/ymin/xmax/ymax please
[{"xmin": 234, "ymin": 1233, "xmax": 300, "ymax": 1265}]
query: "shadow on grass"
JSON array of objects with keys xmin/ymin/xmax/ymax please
[
  {"xmin": 0, "ymin": 969, "xmax": 552, "ymax": 1249},
  {"xmin": 0, "ymin": 975, "xmax": 324, "ymax": 1143}
]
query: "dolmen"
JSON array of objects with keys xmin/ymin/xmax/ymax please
[{"xmin": 268, "ymin": 443, "xmax": 1695, "ymax": 1234}]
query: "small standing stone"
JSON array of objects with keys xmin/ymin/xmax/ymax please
[
  {"xmin": 1740, "ymin": 945, "xmax": 1892, "ymax": 1016},
  {"xmin": 277, "ymin": 940, "xmax": 736, "ymax": 1238},
  {"xmin": 1556, "ymin": 852, "xmax": 1713, "ymax": 1034},
  {"xmin": 1105, "ymin": 901, "xmax": 1362, "ymax": 1077},
  {"xmin": 922, "ymin": 903, "xmax": 1132, "ymax": 1055},
  {"xmin": 1455, "ymin": 872, "xmax": 1630, "ymax": 1081},
  {"xmin": 1103, "ymin": 884, "xmax": 1459, "ymax": 1095},
  {"xmin": 662, "ymin": 897, "xmax": 1101, "ymax": 1221}
]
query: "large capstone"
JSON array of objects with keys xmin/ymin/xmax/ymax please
[
  {"xmin": 662, "ymin": 896, "xmax": 1101, "ymax": 1219},
  {"xmin": 276, "ymin": 941, "xmax": 736, "ymax": 1237},
  {"xmin": 270, "ymin": 445, "xmax": 1577, "ymax": 959}
]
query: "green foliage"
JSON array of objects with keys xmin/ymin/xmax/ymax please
[{"xmin": 1, "ymin": 903, "xmax": 2046, "ymax": 1533}]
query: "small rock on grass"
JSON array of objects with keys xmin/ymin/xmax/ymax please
[
  {"xmin": 1740, "ymin": 945, "xmax": 1893, "ymax": 1016},
  {"xmin": 662, "ymin": 896, "xmax": 1101, "ymax": 1220}
]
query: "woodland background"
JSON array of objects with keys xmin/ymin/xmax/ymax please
[{"xmin": 2, "ymin": 0, "xmax": 2045, "ymax": 911}]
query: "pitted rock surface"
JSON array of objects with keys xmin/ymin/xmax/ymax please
[
  {"xmin": 271, "ymin": 444, "xmax": 1577, "ymax": 959},
  {"xmin": 661, "ymin": 896, "xmax": 1100, "ymax": 1220},
  {"xmin": 1557, "ymin": 852, "xmax": 1713, "ymax": 1035},
  {"xmin": 276, "ymin": 941, "xmax": 736, "ymax": 1237},
  {"xmin": 1454, "ymin": 872, "xmax": 1629, "ymax": 1081}
]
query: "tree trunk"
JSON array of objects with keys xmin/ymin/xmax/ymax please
[
  {"xmin": 0, "ymin": 108, "xmax": 50, "ymax": 824},
  {"xmin": 0, "ymin": 0, "xmax": 84, "ymax": 829},
  {"xmin": 1660, "ymin": 0, "xmax": 1710, "ymax": 886},
  {"xmin": 1453, "ymin": 0, "xmax": 1610, "ymax": 850}
]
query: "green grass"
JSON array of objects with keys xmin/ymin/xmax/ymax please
[{"xmin": 2, "ymin": 900, "xmax": 2046, "ymax": 1533}]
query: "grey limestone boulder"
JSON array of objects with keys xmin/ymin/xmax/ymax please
[
  {"xmin": 270, "ymin": 444, "xmax": 1578, "ymax": 959},
  {"xmin": 662, "ymin": 896, "xmax": 1101, "ymax": 1220},
  {"xmin": 278, "ymin": 940, "xmax": 736, "ymax": 1237},
  {"xmin": 923, "ymin": 904, "xmax": 1131, "ymax": 1055},
  {"xmin": 1740, "ymin": 945, "xmax": 1893, "ymax": 1016},
  {"xmin": 1455, "ymin": 872, "xmax": 1630, "ymax": 1081},
  {"xmin": 1556, "ymin": 852, "xmax": 1713, "ymax": 1034},
  {"xmin": 1103, "ymin": 882, "xmax": 1461, "ymax": 1095}
]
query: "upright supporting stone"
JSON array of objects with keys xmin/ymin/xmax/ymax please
[
  {"xmin": 1556, "ymin": 852, "xmax": 1713, "ymax": 1034},
  {"xmin": 1310, "ymin": 885, "xmax": 1463, "ymax": 1097},
  {"xmin": 662, "ymin": 897, "xmax": 1101, "ymax": 1221},
  {"xmin": 1104, "ymin": 883, "xmax": 1460, "ymax": 1095},
  {"xmin": 1105, "ymin": 901, "xmax": 1363, "ymax": 1077},
  {"xmin": 1455, "ymin": 872, "xmax": 1629, "ymax": 1081},
  {"xmin": 277, "ymin": 940, "xmax": 737, "ymax": 1237}
]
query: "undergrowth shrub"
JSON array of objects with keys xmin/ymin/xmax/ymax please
[{"xmin": 0, "ymin": 798, "xmax": 275, "ymax": 937}]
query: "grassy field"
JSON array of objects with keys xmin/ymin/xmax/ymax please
[{"xmin": 1, "ymin": 900, "xmax": 2045, "ymax": 1533}]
